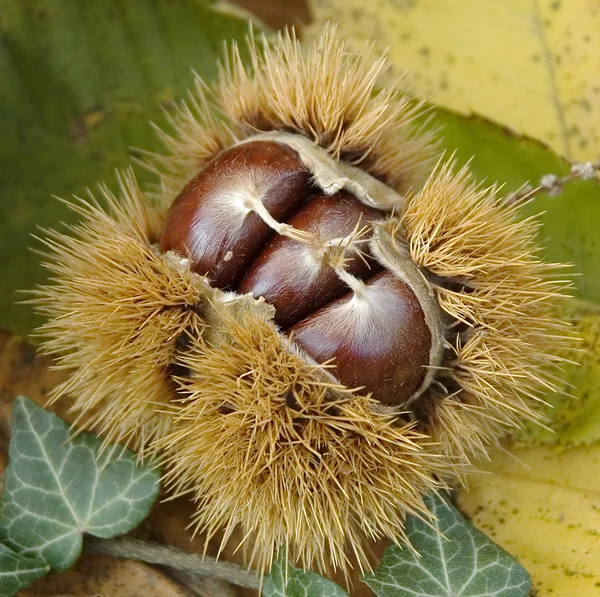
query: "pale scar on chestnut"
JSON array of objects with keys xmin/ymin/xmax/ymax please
[{"xmin": 159, "ymin": 140, "xmax": 433, "ymax": 407}]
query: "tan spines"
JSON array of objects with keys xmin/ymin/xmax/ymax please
[
  {"xmin": 219, "ymin": 27, "xmax": 437, "ymax": 193},
  {"xmin": 420, "ymin": 396, "xmax": 504, "ymax": 482},
  {"xmin": 143, "ymin": 81, "xmax": 235, "ymax": 208},
  {"xmin": 32, "ymin": 171, "xmax": 208, "ymax": 453},
  {"xmin": 145, "ymin": 26, "xmax": 438, "ymax": 200},
  {"xmin": 156, "ymin": 305, "xmax": 449, "ymax": 577},
  {"xmin": 396, "ymin": 161, "xmax": 573, "ymax": 461}
]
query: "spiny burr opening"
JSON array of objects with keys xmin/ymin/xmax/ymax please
[{"xmin": 159, "ymin": 136, "xmax": 446, "ymax": 407}]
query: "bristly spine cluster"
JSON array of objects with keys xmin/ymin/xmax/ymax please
[
  {"xmin": 160, "ymin": 305, "xmax": 451, "ymax": 575},
  {"xmin": 32, "ymin": 26, "xmax": 574, "ymax": 582},
  {"xmin": 32, "ymin": 171, "xmax": 207, "ymax": 452},
  {"xmin": 396, "ymin": 161, "xmax": 573, "ymax": 467},
  {"xmin": 144, "ymin": 25, "xmax": 438, "ymax": 205}
]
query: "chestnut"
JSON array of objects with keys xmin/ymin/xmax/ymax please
[
  {"xmin": 159, "ymin": 140, "xmax": 313, "ymax": 289},
  {"xmin": 238, "ymin": 191, "xmax": 383, "ymax": 328},
  {"xmin": 291, "ymin": 271, "xmax": 431, "ymax": 406}
]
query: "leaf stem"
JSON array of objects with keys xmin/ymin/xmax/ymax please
[{"xmin": 84, "ymin": 535, "xmax": 261, "ymax": 590}]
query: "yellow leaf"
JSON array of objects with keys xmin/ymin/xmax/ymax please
[
  {"xmin": 457, "ymin": 444, "xmax": 600, "ymax": 596},
  {"xmin": 306, "ymin": 0, "xmax": 600, "ymax": 161}
]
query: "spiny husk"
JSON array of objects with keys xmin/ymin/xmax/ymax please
[
  {"xmin": 395, "ymin": 160, "xmax": 573, "ymax": 464},
  {"xmin": 31, "ymin": 171, "xmax": 208, "ymax": 454},
  {"xmin": 31, "ymin": 27, "xmax": 575, "ymax": 584},
  {"xmin": 144, "ymin": 24, "xmax": 438, "ymax": 206},
  {"xmin": 158, "ymin": 303, "xmax": 451, "ymax": 576}
]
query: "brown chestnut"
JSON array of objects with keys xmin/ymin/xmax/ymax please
[
  {"xmin": 159, "ymin": 141, "xmax": 313, "ymax": 288},
  {"xmin": 238, "ymin": 191, "xmax": 383, "ymax": 328},
  {"xmin": 290, "ymin": 271, "xmax": 431, "ymax": 406}
]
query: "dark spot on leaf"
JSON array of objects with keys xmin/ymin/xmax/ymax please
[
  {"xmin": 578, "ymin": 99, "xmax": 592, "ymax": 112},
  {"xmin": 72, "ymin": 108, "xmax": 104, "ymax": 145},
  {"xmin": 19, "ymin": 342, "xmax": 36, "ymax": 367}
]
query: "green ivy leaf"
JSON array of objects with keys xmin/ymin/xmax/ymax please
[
  {"xmin": 262, "ymin": 551, "xmax": 350, "ymax": 597},
  {"xmin": 362, "ymin": 494, "xmax": 531, "ymax": 597},
  {"xmin": 0, "ymin": 543, "xmax": 48, "ymax": 597},
  {"xmin": 0, "ymin": 0, "xmax": 251, "ymax": 336},
  {"xmin": 0, "ymin": 396, "xmax": 160, "ymax": 571}
]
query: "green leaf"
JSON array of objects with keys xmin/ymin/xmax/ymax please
[
  {"xmin": 262, "ymin": 551, "xmax": 350, "ymax": 597},
  {"xmin": 0, "ymin": 543, "xmax": 49, "ymax": 597},
  {"xmin": 362, "ymin": 493, "xmax": 531, "ymax": 597},
  {"xmin": 0, "ymin": 396, "xmax": 160, "ymax": 571},
  {"xmin": 0, "ymin": 0, "xmax": 251, "ymax": 336}
]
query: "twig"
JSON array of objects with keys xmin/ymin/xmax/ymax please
[
  {"xmin": 505, "ymin": 160, "xmax": 600, "ymax": 206},
  {"xmin": 84, "ymin": 535, "xmax": 261, "ymax": 590}
]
